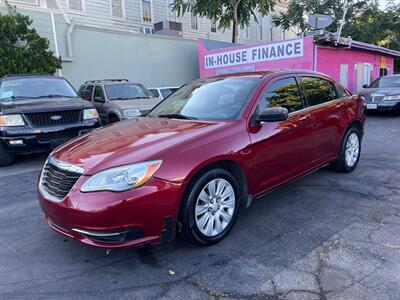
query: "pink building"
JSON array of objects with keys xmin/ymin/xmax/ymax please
[{"xmin": 198, "ymin": 36, "xmax": 400, "ymax": 93}]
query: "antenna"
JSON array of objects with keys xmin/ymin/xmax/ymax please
[{"xmin": 307, "ymin": 14, "xmax": 333, "ymax": 31}]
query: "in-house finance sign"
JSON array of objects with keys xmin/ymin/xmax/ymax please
[{"xmin": 204, "ymin": 39, "xmax": 304, "ymax": 69}]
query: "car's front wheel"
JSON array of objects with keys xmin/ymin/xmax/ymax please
[
  {"xmin": 0, "ymin": 142, "xmax": 14, "ymax": 166},
  {"xmin": 179, "ymin": 168, "xmax": 240, "ymax": 245},
  {"xmin": 331, "ymin": 127, "xmax": 361, "ymax": 172}
]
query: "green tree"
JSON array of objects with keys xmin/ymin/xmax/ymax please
[
  {"xmin": 172, "ymin": 0, "xmax": 276, "ymax": 43},
  {"xmin": 272, "ymin": 0, "xmax": 370, "ymax": 34},
  {"xmin": 273, "ymin": 0, "xmax": 400, "ymax": 72},
  {"xmin": 0, "ymin": 4, "xmax": 61, "ymax": 77}
]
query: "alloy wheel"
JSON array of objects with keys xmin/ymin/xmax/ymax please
[{"xmin": 194, "ymin": 178, "xmax": 236, "ymax": 237}]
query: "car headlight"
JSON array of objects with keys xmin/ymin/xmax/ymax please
[
  {"xmin": 80, "ymin": 160, "xmax": 162, "ymax": 192},
  {"xmin": 0, "ymin": 114, "xmax": 25, "ymax": 127},
  {"xmin": 123, "ymin": 109, "xmax": 141, "ymax": 117},
  {"xmin": 383, "ymin": 95, "xmax": 400, "ymax": 101},
  {"xmin": 83, "ymin": 108, "xmax": 99, "ymax": 120}
]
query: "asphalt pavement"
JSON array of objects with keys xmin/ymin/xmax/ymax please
[{"xmin": 0, "ymin": 114, "xmax": 399, "ymax": 300}]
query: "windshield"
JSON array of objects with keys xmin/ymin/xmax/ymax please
[
  {"xmin": 0, "ymin": 78, "xmax": 77, "ymax": 101},
  {"xmin": 105, "ymin": 83, "xmax": 153, "ymax": 100},
  {"xmin": 370, "ymin": 76, "xmax": 400, "ymax": 88},
  {"xmin": 149, "ymin": 77, "xmax": 260, "ymax": 121}
]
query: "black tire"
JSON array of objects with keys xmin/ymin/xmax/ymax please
[
  {"xmin": 179, "ymin": 168, "xmax": 241, "ymax": 246},
  {"xmin": 109, "ymin": 115, "xmax": 120, "ymax": 123},
  {"xmin": 331, "ymin": 127, "xmax": 361, "ymax": 173},
  {"xmin": 0, "ymin": 142, "xmax": 14, "ymax": 166}
]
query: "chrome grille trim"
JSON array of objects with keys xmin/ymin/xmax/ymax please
[{"xmin": 39, "ymin": 156, "xmax": 84, "ymax": 202}]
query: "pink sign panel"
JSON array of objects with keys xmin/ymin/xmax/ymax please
[{"xmin": 199, "ymin": 37, "xmax": 315, "ymax": 78}]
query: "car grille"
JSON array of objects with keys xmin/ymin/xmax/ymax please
[
  {"xmin": 25, "ymin": 110, "xmax": 82, "ymax": 127},
  {"xmin": 139, "ymin": 109, "xmax": 151, "ymax": 116},
  {"xmin": 363, "ymin": 95, "xmax": 385, "ymax": 103},
  {"xmin": 40, "ymin": 157, "xmax": 83, "ymax": 201}
]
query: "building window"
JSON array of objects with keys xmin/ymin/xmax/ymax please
[
  {"xmin": 142, "ymin": 0, "xmax": 152, "ymax": 23},
  {"xmin": 141, "ymin": 26, "xmax": 154, "ymax": 34},
  {"xmin": 257, "ymin": 12, "xmax": 263, "ymax": 40},
  {"xmin": 191, "ymin": 12, "xmax": 198, "ymax": 30},
  {"xmin": 211, "ymin": 18, "xmax": 217, "ymax": 33},
  {"xmin": 111, "ymin": 0, "xmax": 125, "ymax": 18},
  {"xmin": 239, "ymin": 25, "xmax": 249, "ymax": 39},
  {"xmin": 167, "ymin": 0, "xmax": 177, "ymax": 21},
  {"xmin": 68, "ymin": 0, "xmax": 84, "ymax": 11}
]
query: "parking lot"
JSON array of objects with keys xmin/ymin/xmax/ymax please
[{"xmin": 0, "ymin": 114, "xmax": 399, "ymax": 299}]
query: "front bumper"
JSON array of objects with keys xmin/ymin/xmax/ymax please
[
  {"xmin": 38, "ymin": 176, "xmax": 183, "ymax": 248},
  {"xmin": 0, "ymin": 120, "xmax": 99, "ymax": 154},
  {"xmin": 365, "ymin": 101, "xmax": 400, "ymax": 111}
]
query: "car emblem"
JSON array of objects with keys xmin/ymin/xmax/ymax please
[{"xmin": 50, "ymin": 115, "xmax": 62, "ymax": 121}]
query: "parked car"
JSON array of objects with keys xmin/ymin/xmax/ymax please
[
  {"xmin": 148, "ymin": 86, "xmax": 179, "ymax": 100},
  {"xmin": 358, "ymin": 74, "xmax": 400, "ymax": 114},
  {"xmin": 0, "ymin": 74, "xmax": 99, "ymax": 166},
  {"xmin": 38, "ymin": 70, "xmax": 365, "ymax": 248},
  {"xmin": 78, "ymin": 79, "xmax": 160, "ymax": 124}
]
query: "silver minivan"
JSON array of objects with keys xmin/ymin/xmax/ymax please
[{"xmin": 79, "ymin": 79, "xmax": 160, "ymax": 124}]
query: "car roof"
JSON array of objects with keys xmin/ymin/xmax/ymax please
[
  {"xmin": 83, "ymin": 80, "xmax": 143, "ymax": 86},
  {"xmin": 148, "ymin": 87, "xmax": 180, "ymax": 89},
  {"xmin": 207, "ymin": 69, "xmax": 331, "ymax": 80},
  {"xmin": 1, "ymin": 74, "xmax": 61, "ymax": 81}
]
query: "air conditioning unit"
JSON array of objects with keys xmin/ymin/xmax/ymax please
[{"xmin": 154, "ymin": 21, "xmax": 183, "ymax": 37}]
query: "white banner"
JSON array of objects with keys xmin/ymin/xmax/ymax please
[{"xmin": 204, "ymin": 39, "xmax": 304, "ymax": 70}]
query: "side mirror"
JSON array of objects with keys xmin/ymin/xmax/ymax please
[
  {"xmin": 362, "ymin": 84, "xmax": 368, "ymax": 88},
  {"xmin": 81, "ymin": 90, "xmax": 92, "ymax": 101},
  {"xmin": 256, "ymin": 107, "xmax": 289, "ymax": 123}
]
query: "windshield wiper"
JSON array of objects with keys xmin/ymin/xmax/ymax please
[
  {"xmin": 0, "ymin": 95, "xmax": 31, "ymax": 101},
  {"xmin": 157, "ymin": 113, "xmax": 198, "ymax": 120},
  {"xmin": 33, "ymin": 94, "xmax": 76, "ymax": 99}
]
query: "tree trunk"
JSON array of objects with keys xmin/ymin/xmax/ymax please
[{"xmin": 232, "ymin": 0, "xmax": 241, "ymax": 43}]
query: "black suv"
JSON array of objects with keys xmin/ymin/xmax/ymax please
[{"xmin": 0, "ymin": 75, "xmax": 100, "ymax": 166}]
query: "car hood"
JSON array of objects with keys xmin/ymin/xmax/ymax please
[
  {"xmin": 52, "ymin": 117, "xmax": 226, "ymax": 175},
  {"xmin": 110, "ymin": 98, "xmax": 160, "ymax": 110},
  {"xmin": 0, "ymin": 97, "xmax": 93, "ymax": 114},
  {"xmin": 357, "ymin": 88, "xmax": 400, "ymax": 97}
]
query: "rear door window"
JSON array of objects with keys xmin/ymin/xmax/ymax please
[
  {"xmin": 302, "ymin": 77, "xmax": 336, "ymax": 106},
  {"xmin": 260, "ymin": 77, "xmax": 304, "ymax": 113}
]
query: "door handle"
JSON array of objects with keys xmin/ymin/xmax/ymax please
[{"xmin": 299, "ymin": 115, "xmax": 309, "ymax": 121}]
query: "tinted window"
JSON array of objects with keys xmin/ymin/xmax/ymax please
[
  {"xmin": 335, "ymin": 83, "xmax": 350, "ymax": 98},
  {"xmin": 302, "ymin": 77, "xmax": 335, "ymax": 106},
  {"xmin": 160, "ymin": 88, "xmax": 178, "ymax": 99},
  {"xmin": 260, "ymin": 77, "xmax": 303, "ymax": 113},
  {"xmin": 370, "ymin": 76, "xmax": 400, "ymax": 88},
  {"xmin": 0, "ymin": 78, "xmax": 77, "ymax": 101},
  {"xmin": 94, "ymin": 86, "xmax": 105, "ymax": 102},
  {"xmin": 105, "ymin": 83, "xmax": 152, "ymax": 100},
  {"xmin": 149, "ymin": 89, "xmax": 160, "ymax": 98},
  {"xmin": 149, "ymin": 77, "xmax": 259, "ymax": 120}
]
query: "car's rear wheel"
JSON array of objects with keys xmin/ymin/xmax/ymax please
[
  {"xmin": 0, "ymin": 142, "xmax": 14, "ymax": 166},
  {"xmin": 179, "ymin": 168, "xmax": 240, "ymax": 245},
  {"xmin": 331, "ymin": 127, "xmax": 361, "ymax": 172}
]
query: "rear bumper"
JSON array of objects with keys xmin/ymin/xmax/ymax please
[{"xmin": 0, "ymin": 120, "xmax": 99, "ymax": 154}]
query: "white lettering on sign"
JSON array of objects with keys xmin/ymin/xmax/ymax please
[{"xmin": 204, "ymin": 39, "xmax": 304, "ymax": 69}]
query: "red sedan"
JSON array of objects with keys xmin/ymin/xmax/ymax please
[{"xmin": 38, "ymin": 70, "xmax": 366, "ymax": 248}]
